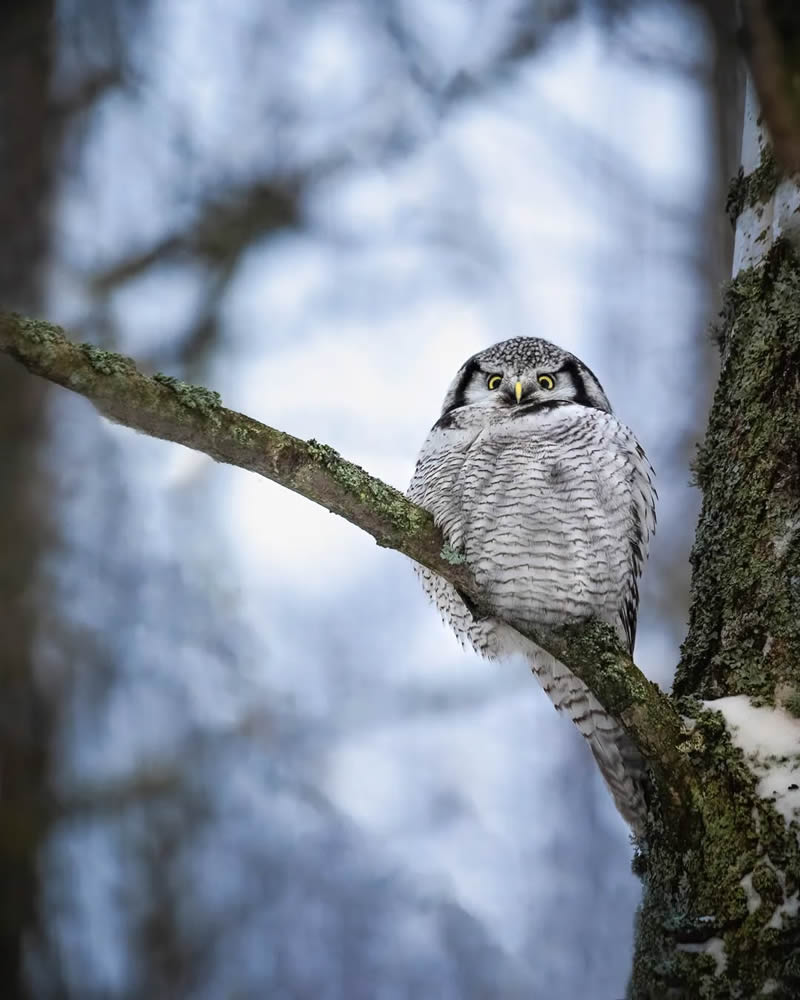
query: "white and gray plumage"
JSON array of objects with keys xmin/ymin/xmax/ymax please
[{"xmin": 408, "ymin": 336, "xmax": 656, "ymax": 833}]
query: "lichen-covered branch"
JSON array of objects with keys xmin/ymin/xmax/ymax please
[
  {"xmin": 0, "ymin": 312, "xmax": 453, "ymax": 577},
  {"xmin": 0, "ymin": 309, "xmax": 692, "ymax": 822}
]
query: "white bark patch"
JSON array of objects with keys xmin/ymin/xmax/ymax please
[
  {"xmin": 773, "ymin": 516, "xmax": 800, "ymax": 561},
  {"xmin": 703, "ymin": 696, "xmax": 800, "ymax": 827},
  {"xmin": 740, "ymin": 76, "xmax": 763, "ymax": 176},
  {"xmin": 732, "ymin": 77, "xmax": 800, "ymax": 275},
  {"xmin": 733, "ymin": 179, "xmax": 800, "ymax": 275},
  {"xmin": 676, "ymin": 937, "xmax": 727, "ymax": 976},
  {"xmin": 739, "ymin": 872, "xmax": 762, "ymax": 914},
  {"xmin": 768, "ymin": 891, "xmax": 799, "ymax": 930}
]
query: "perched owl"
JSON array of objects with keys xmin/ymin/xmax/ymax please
[{"xmin": 408, "ymin": 337, "xmax": 656, "ymax": 833}]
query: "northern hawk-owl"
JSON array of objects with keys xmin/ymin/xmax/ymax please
[{"xmin": 408, "ymin": 337, "xmax": 656, "ymax": 832}]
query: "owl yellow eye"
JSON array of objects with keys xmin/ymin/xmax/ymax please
[
  {"xmin": 537, "ymin": 374, "xmax": 555, "ymax": 390},
  {"xmin": 487, "ymin": 374, "xmax": 503, "ymax": 391}
]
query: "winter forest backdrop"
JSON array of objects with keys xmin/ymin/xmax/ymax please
[{"xmin": 1, "ymin": 1, "xmax": 736, "ymax": 997}]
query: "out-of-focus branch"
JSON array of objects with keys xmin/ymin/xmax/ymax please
[
  {"xmin": 741, "ymin": 0, "xmax": 800, "ymax": 172},
  {"xmin": 0, "ymin": 310, "xmax": 697, "ymax": 828},
  {"xmin": 91, "ymin": 180, "xmax": 302, "ymax": 293},
  {"xmin": 88, "ymin": 177, "xmax": 308, "ymax": 372}
]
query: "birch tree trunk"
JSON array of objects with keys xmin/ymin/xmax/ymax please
[{"xmin": 629, "ymin": 74, "xmax": 800, "ymax": 999}]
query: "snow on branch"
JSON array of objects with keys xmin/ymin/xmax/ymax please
[{"xmin": 0, "ymin": 309, "xmax": 695, "ymax": 821}]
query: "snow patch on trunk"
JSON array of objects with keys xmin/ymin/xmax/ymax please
[
  {"xmin": 676, "ymin": 937, "xmax": 727, "ymax": 976},
  {"xmin": 739, "ymin": 871, "xmax": 762, "ymax": 914},
  {"xmin": 768, "ymin": 891, "xmax": 799, "ymax": 930},
  {"xmin": 703, "ymin": 696, "xmax": 800, "ymax": 827}
]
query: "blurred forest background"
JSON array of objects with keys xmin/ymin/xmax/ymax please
[{"xmin": 0, "ymin": 1, "xmax": 742, "ymax": 998}]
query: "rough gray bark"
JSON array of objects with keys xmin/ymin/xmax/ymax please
[
  {"xmin": 628, "ymin": 77, "xmax": 800, "ymax": 996},
  {"xmin": 628, "ymin": 253, "xmax": 800, "ymax": 999}
]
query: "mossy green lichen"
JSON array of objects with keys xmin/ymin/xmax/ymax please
[
  {"xmin": 676, "ymin": 239, "xmax": 800, "ymax": 700},
  {"xmin": 631, "ymin": 234, "xmax": 800, "ymax": 997},
  {"xmin": 726, "ymin": 146, "xmax": 783, "ymax": 225},
  {"xmin": 229, "ymin": 422, "xmax": 255, "ymax": 447},
  {"xmin": 630, "ymin": 694, "xmax": 800, "ymax": 998},
  {"xmin": 440, "ymin": 542, "xmax": 465, "ymax": 565},
  {"xmin": 152, "ymin": 373, "xmax": 222, "ymax": 417},
  {"xmin": 556, "ymin": 619, "xmax": 650, "ymax": 719},
  {"xmin": 305, "ymin": 438, "xmax": 430, "ymax": 540},
  {"xmin": 12, "ymin": 313, "xmax": 64, "ymax": 346},
  {"xmin": 783, "ymin": 690, "xmax": 800, "ymax": 718},
  {"xmin": 752, "ymin": 864, "xmax": 783, "ymax": 910},
  {"xmin": 306, "ymin": 438, "xmax": 342, "ymax": 466},
  {"xmin": 80, "ymin": 343, "xmax": 137, "ymax": 377}
]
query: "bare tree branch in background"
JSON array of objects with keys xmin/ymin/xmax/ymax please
[
  {"xmin": 81, "ymin": 0, "xmax": 698, "ymax": 383},
  {"xmin": 89, "ymin": 178, "xmax": 305, "ymax": 372}
]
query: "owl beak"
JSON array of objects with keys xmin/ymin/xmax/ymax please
[{"xmin": 514, "ymin": 381, "xmax": 523, "ymax": 404}]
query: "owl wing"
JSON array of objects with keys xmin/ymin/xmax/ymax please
[{"xmin": 616, "ymin": 433, "xmax": 657, "ymax": 652}]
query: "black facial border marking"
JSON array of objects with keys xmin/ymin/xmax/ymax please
[
  {"xmin": 450, "ymin": 358, "xmax": 481, "ymax": 410},
  {"xmin": 436, "ymin": 350, "xmax": 607, "ymax": 428},
  {"xmin": 435, "ymin": 357, "xmax": 481, "ymax": 428},
  {"xmin": 558, "ymin": 359, "xmax": 596, "ymax": 408}
]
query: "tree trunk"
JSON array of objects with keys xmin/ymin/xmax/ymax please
[
  {"xmin": 0, "ymin": 3, "xmax": 57, "ymax": 994},
  {"xmin": 629, "ymin": 74, "xmax": 800, "ymax": 999}
]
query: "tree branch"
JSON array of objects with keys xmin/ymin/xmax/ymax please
[
  {"xmin": 741, "ymin": 0, "xmax": 800, "ymax": 172},
  {"xmin": 0, "ymin": 310, "xmax": 697, "ymax": 828}
]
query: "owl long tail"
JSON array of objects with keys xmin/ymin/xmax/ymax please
[
  {"xmin": 534, "ymin": 651, "xmax": 648, "ymax": 835},
  {"xmin": 438, "ymin": 603, "xmax": 650, "ymax": 834}
]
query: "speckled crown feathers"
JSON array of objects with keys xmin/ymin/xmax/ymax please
[{"xmin": 467, "ymin": 336, "xmax": 573, "ymax": 370}]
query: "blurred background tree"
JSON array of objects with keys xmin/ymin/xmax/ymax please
[
  {"xmin": 0, "ymin": 1, "xmax": 749, "ymax": 997},
  {"xmin": 1, "ymin": 2, "xmax": 70, "ymax": 991}
]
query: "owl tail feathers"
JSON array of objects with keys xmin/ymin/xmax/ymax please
[
  {"xmin": 585, "ymin": 723, "xmax": 648, "ymax": 836},
  {"xmin": 536, "ymin": 654, "xmax": 648, "ymax": 835}
]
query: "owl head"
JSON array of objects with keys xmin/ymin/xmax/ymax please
[{"xmin": 437, "ymin": 337, "xmax": 612, "ymax": 424}]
